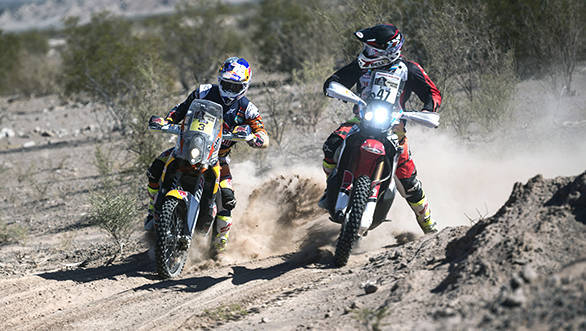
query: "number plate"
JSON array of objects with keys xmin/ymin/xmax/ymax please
[
  {"xmin": 370, "ymin": 71, "xmax": 401, "ymax": 104},
  {"xmin": 190, "ymin": 112, "xmax": 216, "ymax": 136}
]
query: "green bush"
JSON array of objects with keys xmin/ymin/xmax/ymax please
[
  {"xmin": 160, "ymin": 0, "xmax": 244, "ymax": 90},
  {"xmin": 60, "ymin": 13, "xmax": 175, "ymax": 131},
  {"xmin": 253, "ymin": 0, "xmax": 337, "ymax": 73}
]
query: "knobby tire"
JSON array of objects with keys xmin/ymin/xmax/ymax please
[
  {"xmin": 334, "ymin": 175, "xmax": 372, "ymax": 267},
  {"xmin": 155, "ymin": 197, "xmax": 188, "ymax": 278}
]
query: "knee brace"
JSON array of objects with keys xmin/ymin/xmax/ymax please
[
  {"xmin": 397, "ymin": 173, "xmax": 424, "ymax": 204},
  {"xmin": 220, "ymin": 179, "xmax": 236, "ymax": 210},
  {"xmin": 146, "ymin": 158, "xmax": 165, "ymax": 184},
  {"xmin": 323, "ymin": 134, "xmax": 343, "ymax": 162}
]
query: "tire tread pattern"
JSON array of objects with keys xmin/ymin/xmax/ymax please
[
  {"xmin": 334, "ymin": 175, "xmax": 371, "ymax": 267},
  {"xmin": 155, "ymin": 197, "xmax": 187, "ymax": 278}
]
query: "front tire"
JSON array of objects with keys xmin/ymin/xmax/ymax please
[
  {"xmin": 155, "ymin": 197, "xmax": 189, "ymax": 278},
  {"xmin": 334, "ymin": 175, "xmax": 372, "ymax": 267}
]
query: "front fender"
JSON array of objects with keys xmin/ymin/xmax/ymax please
[
  {"xmin": 165, "ymin": 189, "xmax": 190, "ymax": 203},
  {"xmin": 165, "ymin": 188, "xmax": 201, "ymax": 236},
  {"xmin": 354, "ymin": 139, "xmax": 386, "ymax": 178}
]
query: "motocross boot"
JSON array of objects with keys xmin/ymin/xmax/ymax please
[
  {"xmin": 318, "ymin": 157, "xmax": 337, "ymax": 211},
  {"xmin": 408, "ymin": 194, "xmax": 438, "ymax": 234},
  {"xmin": 213, "ymin": 210, "xmax": 233, "ymax": 252},
  {"xmin": 144, "ymin": 183, "xmax": 159, "ymax": 231}
]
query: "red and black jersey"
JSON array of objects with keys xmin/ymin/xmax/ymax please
[{"xmin": 323, "ymin": 57, "xmax": 441, "ymax": 112}]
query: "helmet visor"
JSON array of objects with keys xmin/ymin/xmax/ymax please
[
  {"xmin": 220, "ymin": 80, "xmax": 246, "ymax": 94},
  {"xmin": 362, "ymin": 44, "xmax": 387, "ymax": 59}
]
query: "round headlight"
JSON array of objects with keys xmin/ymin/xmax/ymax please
[
  {"xmin": 373, "ymin": 106, "xmax": 388, "ymax": 123},
  {"xmin": 190, "ymin": 148, "xmax": 201, "ymax": 164}
]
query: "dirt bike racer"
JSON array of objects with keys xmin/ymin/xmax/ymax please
[
  {"xmin": 145, "ymin": 57, "xmax": 269, "ymax": 252},
  {"xmin": 320, "ymin": 23, "xmax": 441, "ymax": 234}
]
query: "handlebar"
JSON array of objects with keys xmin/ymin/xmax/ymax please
[{"xmin": 148, "ymin": 116, "xmax": 254, "ymax": 141}]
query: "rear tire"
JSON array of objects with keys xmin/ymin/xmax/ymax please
[
  {"xmin": 155, "ymin": 197, "xmax": 189, "ymax": 278},
  {"xmin": 334, "ymin": 175, "xmax": 371, "ymax": 267}
]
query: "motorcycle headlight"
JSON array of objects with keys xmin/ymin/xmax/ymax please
[
  {"xmin": 364, "ymin": 111, "xmax": 374, "ymax": 121},
  {"xmin": 363, "ymin": 102, "xmax": 392, "ymax": 132},
  {"xmin": 188, "ymin": 135, "xmax": 206, "ymax": 165},
  {"xmin": 190, "ymin": 148, "xmax": 202, "ymax": 164}
]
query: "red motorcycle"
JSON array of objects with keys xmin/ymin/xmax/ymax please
[{"xmin": 324, "ymin": 74, "xmax": 439, "ymax": 267}]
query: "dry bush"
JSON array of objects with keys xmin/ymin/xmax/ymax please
[
  {"xmin": 89, "ymin": 146, "xmax": 139, "ymax": 256},
  {"xmin": 489, "ymin": 0, "xmax": 585, "ymax": 96},
  {"xmin": 160, "ymin": 0, "xmax": 244, "ymax": 90},
  {"xmin": 0, "ymin": 29, "xmax": 58, "ymax": 96},
  {"xmin": 0, "ymin": 219, "xmax": 27, "ymax": 246},
  {"xmin": 257, "ymin": 83, "xmax": 294, "ymax": 149},
  {"xmin": 13, "ymin": 50, "xmax": 60, "ymax": 96},
  {"xmin": 253, "ymin": 0, "xmax": 337, "ymax": 73},
  {"xmin": 291, "ymin": 57, "xmax": 335, "ymax": 132},
  {"xmin": 60, "ymin": 13, "xmax": 175, "ymax": 132},
  {"xmin": 417, "ymin": 1, "xmax": 517, "ymax": 137},
  {"xmin": 124, "ymin": 69, "xmax": 170, "ymax": 175},
  {"xmin": 89, "ymin": 188, "xmax": 138, "ymax": 256}
]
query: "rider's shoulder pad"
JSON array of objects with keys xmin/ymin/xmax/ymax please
[
  {"xmin": 244, "ymin": 100, "xmax": 260, "ymax": 119},
  {"xmin": 198, "ymin": 84, "xmax": 213, "ymax": 98}
]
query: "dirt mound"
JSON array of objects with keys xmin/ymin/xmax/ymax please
[
  {"xmin": 438, "ymin": 172, "xmax": 585, "ymax": 291},
  {"xmin": 340, "ymin": 171, "xmax": 586, "ymax": 330}
]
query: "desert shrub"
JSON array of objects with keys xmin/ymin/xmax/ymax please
[
  {"xmin": 160, "ymin": 0, "xmax": 244, "ymax": 90},
  {"xmin": 488, "ymin": 0, "xmax": 585, "ymax": 95},
  {"xmin": 89, "ymin": 146, "xmax": 139, "ymax": 255},
  {"xmin": 416, "ymin": 1, "xmax": 517, "ymax": 137},
  {"xmin": 0, "ymin": 30, "xmax": 57, "ymax": 96},
  {"xmin": 253, "ymin": 0, "xmax": 337, "ymax": 73},
  {"xmin": 0, "ymin": 219, "xmax": 27, "ymax": 246},
  {"xmin": 256, "ymin": 84, "xmax": 294, "ymax": 149},
  {"xmin": 60, "ymin": 13, "xmax": 175, "ymax": 132},
  {"xmin": 330, "ymin": 0, "xmax": 430, "ymax": 62},
  {"xmin": 125, "ymin": 83, "xmax": 169, "ymax": 174},
  {"xmin": 291, "ymin": 57, "xmax": 335, "ymax": 131},
  {"xmin": 89, "ymin": 188, "xmax": 139, "ymax": 256}
]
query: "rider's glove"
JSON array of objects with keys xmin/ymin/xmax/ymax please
[{"xmin": 247, "ymin": 132, "xmax": 265, "ymax": 148}]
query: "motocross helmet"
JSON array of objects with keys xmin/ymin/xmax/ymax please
[
  {"xmin": 355, "ymin": 24, "xmax": 404, "ymax": 69},
  {"xmin": 218, "ymin": 57, "xmax": 251, "ymax": 105}
]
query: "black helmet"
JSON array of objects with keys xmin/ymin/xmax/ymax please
[{"xmin": 355, "ymin": 24, "xmax": 404, "ymax": 69}]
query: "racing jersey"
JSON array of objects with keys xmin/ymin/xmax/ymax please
[{"xmin": 323, "ymin": 58, "xmax": 442, "ymax": 112}]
